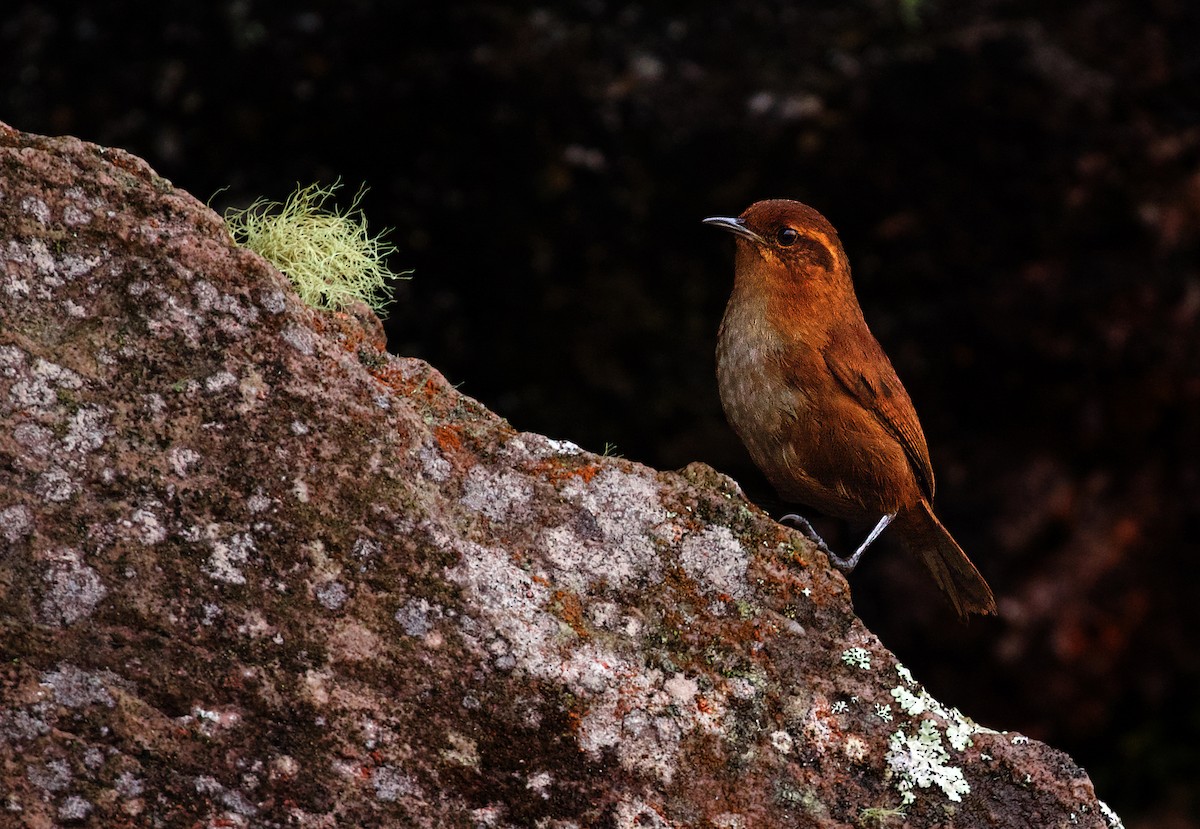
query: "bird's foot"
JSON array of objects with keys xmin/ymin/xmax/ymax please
[
  {"xmin": 780, "ymin": 512, "xmax": 896, "ymax": 574},
  {"xmin": 779, "ymin": 514, "xmax": 839, "ymax": 562}
]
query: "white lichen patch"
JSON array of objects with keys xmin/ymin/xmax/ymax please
[
  {"xmin": 445, "ymin": 535, "xmax": 725, "ymax": 784},
  {"xmin": 201, "ymin": 603, "xmax": 222, "ymax": 626},
  {"xmin": 461, "ymin": 465, "xmax": 533, "ymax": 523},
  {"xmin": 26, "ymin": 758, "xmax": 71, "ymax": 792},
  {"xmin": 445, "ymin": 541, "xmax": 559, "ymax": 668},
  {"xmin": 415, "ymin": 438, "xmax": 452, "ymax": 482},
  {"xmin": 13, "ymin": 423, "xmax": 54, "ymax": 460},
  {"xmin": 3, "ymin": 238, "xmax": 100, "ymax": 301},
  {"xmin": 194, "ymin": 774, "xmax": 257, "ymax": 817},
  {"xmin": 39, "ymin": 665, "xmax": 115, "ymax": 708},
  {"xmin": 843, "ymin": 734, "xmax": 869, "ymax": 763},
  {"xmin": 370, "ymin": 766, "xmax": 417, "ymax": 802},
  {"xmin": 5, "ymin": 237, "xmax": 54, "ymax": 280},
  {"xmin": 576, "ymin": 666, "xmax": 700, "ymax": 784},
  {"xmin": 614, "ymin": 798, "xmax": 673, "ymax": 829},
  {"xmin": 36, "ymin": 466, "xmax": 79, "ymax": 502},
  {"xmin": 664, "ymin": 672, "xmax": 698, "ymax": 705},
  {"xmin": 0, "ymin": 709, "xmax": 50, "ymax": 742},
  {"xmin": 281, "ymin": 325, "xmax": 315, "ymax": 356},
  {"xmin": 205, "ymin": 370, "xmax": 238, "ymax": 393},
  {"xmin": 1098, "ymin": 799, "xmax": 1125, "ymax": 829},
  {"xmin": 20, "ymin": 195, "xmax": 51, "ymax": 224},
  {"xmin": 534, "ymin": 436, "xmax": 583, "ymax": 456},
  {"xmin": 770, "ymin": 730, "xmax": 794, "ymax": 754},
  {"xmin": 0, "ymin": 503, "xmax": 34, "ymax": 544},
  {"xmin": 526, "ymin": 770, "xmax": 553, "ymax": 798},
  {"xmin": 40, "ymin": 549, "xmax": 107, "ymax": 626},
  {"xmin": 202, "ymin": 527, "xmax": 257, "ymax": 585},
  {"xmin": 886, "ymin": 719, "xmax": 970, "ymax": 806},
  {"xmin": 168, "ymin": 447, "xmax": 202, "ymax": 477},
  {"xmin": 190, "ymin": 279, "xmax": 260, "ymax": 331},
  {"xmin": 58, "ymin": 795, "xmax": 93, "ymax": 821},
  {"xmin": 712, "ymin": 813, "xmax": 748, "ymax": 829},
  {"xmin": 142, "ymin": 287, "xmax": 212, "ymax": 348},
  {"xmin": 247, "ymin": 492, "xmax": 274, "ymax": 513},
  {"xmin": 889, "ymin": 683, "xmax": 994, "ymax": 752},
  {"xmin": 259, "ymin": 288, "xmax": 288, "ymax": 314},
  {"xmin": 728, "ymin": 675, "xmax": 761, "ymax": 701},
  {"xmin": 394, "ymin": 597, "xmax": 444, "ymax": 638},
  {"xmin": 352, "ymin": 538, "xmax": 382, "ymax": 563},
  {"xmin": 538, "ymin": 467, "xmax": 670, "ymax": 593},
  {"xmin": 799, "ymin": 701, "xmax": 837, "ymax": 753},
  {"xmin": 879, "ymin": 666, "xmax": 998, "ymax": 806},
  {"xmin": 841, "ymin": 647, "xmax": 872, "ymax": 670},
  {"xmin": 61, "ymin": 404, "xmax": 111, "ymax": 456},
  {"xmin": 120, "ymin": 503, "xmax": 168, "ymax": 546},
  {"xmin": 314, "ymin": 580, "xmax": 348, "ymax": 610},
  {"xmin": 62, "ymin": 203, "xmax": 93, "ymax": 226},
  {"xmin": 678, "ymin": 525, "xmax": 750, "ymax": 602},
  {"xmin": 189, "ymin": 705, "xmax": 244, "ymax": 736},
  {"xmin": 7, "ymin": 355, "xmax": 83, "ymax": 411}
]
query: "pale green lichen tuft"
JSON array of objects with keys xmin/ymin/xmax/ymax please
[
  {"xmin": 882, "ymin": 665, "xmax": 1000, "ymax": 806},
  {"xmin": 224, "ymin": 181, "xmax": 409, "ymax": 314},
  {"xmin": 841, "ymin": 647, "xmax": 872, "ymax": 670},
  {"xmin": 890, "ymin": 682, "xmax": 995, "ymax": 752},
  {"xmin": 1098, "ymin": 798, "xmax": 1125, "ymax": 829},
  {"xmin": 886, "ymin": 719, "xmax": 970, "ymax": 806}
]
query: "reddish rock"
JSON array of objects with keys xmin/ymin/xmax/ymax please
[{"xmin": 0, "ymin": 122, "xmax": 1122, "ymax": 828}]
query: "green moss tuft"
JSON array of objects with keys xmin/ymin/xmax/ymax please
[
  {"xmin": 857, "ymin": 806, "xmax": 907, "ymax": 827},
  {"xmin": 224, "ymin": 181, "xmax": 409, "ymax": 314}
]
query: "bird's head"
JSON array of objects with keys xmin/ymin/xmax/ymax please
[{"xmin": 703, "ymin": 199, "xmax": 849, "ymax": 281}]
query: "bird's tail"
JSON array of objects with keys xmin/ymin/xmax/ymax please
[{"xmin": 893, "ymin": 500, "xmax": 996, "ymax": 620}]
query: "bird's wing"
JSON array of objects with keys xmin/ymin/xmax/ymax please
[{"xmin": 821, "ymin": 323, "xmax": 936, "ymax": 501}]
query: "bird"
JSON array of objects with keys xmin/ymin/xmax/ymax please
[{"xmin": 704, "ymin": 199, "xmax": 996, "ymax": 618}]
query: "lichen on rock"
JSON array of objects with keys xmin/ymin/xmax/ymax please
[{"xmin": 0, "ymin": 121, "xmax": 1122, "ymax": 827}]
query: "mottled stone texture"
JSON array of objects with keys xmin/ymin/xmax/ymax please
[{"xmin": 0, "ymin": 122, "xmax": 1119, "ymax": 828}]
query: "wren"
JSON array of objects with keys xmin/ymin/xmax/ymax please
[{"xmin": 706, "ymin": 199, "xmax": 996, "ymax": 618}]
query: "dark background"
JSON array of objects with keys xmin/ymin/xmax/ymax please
[{"xmin": 5, "ymin": 1, "xmax": 1198, "ymax": 825}]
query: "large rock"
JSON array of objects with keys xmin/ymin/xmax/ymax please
[{"xmin": 0, "ymin": 123, "xmax": 1120, "ymax": 828}]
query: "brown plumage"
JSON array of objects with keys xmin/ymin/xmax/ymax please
[{"xmin": 705, "ymin": 199, "xmax": 996, "ymax": 618}]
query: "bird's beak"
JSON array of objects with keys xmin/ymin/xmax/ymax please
[{"xmin": 702, "ymin": 215, "xmax": 764, "ymax": 244}]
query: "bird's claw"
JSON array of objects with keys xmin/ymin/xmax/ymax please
[{"xmin": 779, "ymin": 513, "xmax": 871, "ymax": 573}]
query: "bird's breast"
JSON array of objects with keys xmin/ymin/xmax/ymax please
[
  {"xmin": 716, "ymin": 293, "xmax": 901, "ymax": 517},
  {"xmin": 716, "ymin": 298, "xmax": 816, "ymax": 453}
]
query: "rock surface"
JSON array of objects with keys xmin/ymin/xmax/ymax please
[{"xmin": 0, "ymin": 123, "xmax": 1120, "ymax": 828}]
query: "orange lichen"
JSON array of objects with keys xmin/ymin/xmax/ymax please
[
  {"xmin": 433, "ymin": 424, "xmax": 464, "ymax": 457},
  {"xmin": 566, "ymin": 707, "xmax": 584, "ymax": 736},
  {"xmin": 551, "ymin": 589, "xmax": 589, "ymax": 638},
  {"xmin": 531, "ymin": 458, "xmax": 602, "ymax": 487}
]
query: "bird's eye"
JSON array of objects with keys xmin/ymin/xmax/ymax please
[{"xmin": 776, "ymin": 227, "xmax": 799, "ymax": 246}]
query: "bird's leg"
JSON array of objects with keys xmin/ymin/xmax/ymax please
[
  {"xmin": 837, "ymin": 512, "xmax": 896, "ymax": 572},
  {"xmin": 780, "ymin": 513, "xmax": 834, "ymax": 556},
  {"xmin": 781, "ymin": 512, "xmax": 896, "ymax": 573}
]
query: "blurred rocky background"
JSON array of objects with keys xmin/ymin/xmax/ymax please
[{"xmin": 4, "ymin": 2, "xmax": 1197, "ymax": 825}]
